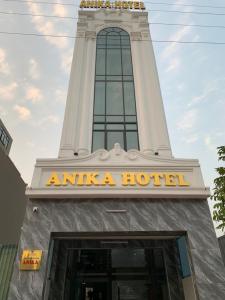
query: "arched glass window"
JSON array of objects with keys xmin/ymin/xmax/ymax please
[{"xmin": 92, "ymin": 27, "xmax": 139, "ymax": 152}]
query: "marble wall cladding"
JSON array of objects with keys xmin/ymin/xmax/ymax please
[{"xmin": 8, "ymin": 198, "xmax": 225, "ymax": 300}]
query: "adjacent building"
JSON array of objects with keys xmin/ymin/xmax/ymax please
[
  {"xmin": 8, "ymin": 4, "xmax": 225, "ymax": 300},
  {"xmin": 0, "ymin": 119, "xmax": 27, "ymax": 300}
]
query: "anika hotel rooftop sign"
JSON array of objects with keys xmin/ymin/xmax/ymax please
[{"xmin": 80, "ymin": 1, "xmax": 146, "ymax": 10}]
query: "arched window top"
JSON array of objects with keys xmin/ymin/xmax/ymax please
[
  {"xmin": 97, "ymin": 27, "xmax": 129, "ymax": 36},
  {"xmin": 92, "ymin": 27, "xmax": 139, "ymax": 152}
]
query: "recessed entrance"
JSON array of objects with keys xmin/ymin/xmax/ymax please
[{"xmin": 45, "ymin": 234, "xmax": 191, "ymax": 300}]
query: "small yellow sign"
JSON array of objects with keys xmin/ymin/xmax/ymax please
[{"xmin": 20, "ymin": 250, "xmax": 42, "ymax": 271}]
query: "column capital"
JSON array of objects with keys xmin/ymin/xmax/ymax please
[
  {"xmin": 85, "ymin": 31, "xmax": 96, "ymax": 39},
  {"xmin": 130, "ymin": 32, "xmax": 142, "ymax": 41}
]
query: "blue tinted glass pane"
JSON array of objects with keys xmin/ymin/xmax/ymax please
[
  {"xmin": 107, "ymin": 49, "xmax": 122, "ymax": 75},
  {"xmin": 94, "ymin": 124, "xmax": 105, "ymax": 130},
  {"xmin": 106, "ymin": 116, "xmax": 124, "ymax": 122},
  {"xmin": 124, "ymin": 82, "xmax": 136, "ymax": 114},
  {"xmin": 97, "ymin": 36, "xmax": 106, "ymax": 46},
  {"xmin": 177, "ymin": 236, "xmax": 191, "ymax": 278},
  {"xmin": 121, "ymin": 36, "xmax": 130, "ymax": 46},
  {"xmin": 107, "ymin": 131, "xmax": 124, "ymax": 150},
  {"xmin": 126, "ymin": 124, "xmax": 137, "ymax": 130},
  {"xmin": 107, "ymin": 124, "xmax": 124, "ymax": 130},
  {"xmin": 126, "ymin": 132, "xmax": 138, "ymax": 150},
  {"xmin": 94, "ymin": 82, "xmax": 105, "ymax": 114},
  {"xmin": 94, "ymin": 116, "xmax": 105, "ymax": 122},
  {"xmin": 106, "ymin": 82, "xmax": 123, "ymax": 115},
  {"xmin": 92, "ymin": 131, "xmax": 104, "ymax": 151},
  {"xmin": 96, "ymin": 49, "xmax": 105, "ymax": 75},
  {"xmin": 107, "ymin": 33, "xmax": 120, "ymax": 45},
  {"xmin": 122, "ymin": 49, "xmax": 132, "ymax": 75},
  {"xmin": 126, "ymin": 116, "xmax": 136, "ymax": 122}
]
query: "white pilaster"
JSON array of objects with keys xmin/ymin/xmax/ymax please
[
  {"xmin": 59, "ymin": 31, "xmax": 86, "ymax": 157},
  {"xmin": 77, "ymin": 32, "xmax": 96, "ymax": 156}
]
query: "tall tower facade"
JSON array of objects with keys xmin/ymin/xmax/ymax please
[{"xmin": 9, "ymin": 5, "xmax": 225, "ymax": 300}]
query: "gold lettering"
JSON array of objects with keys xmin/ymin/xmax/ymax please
[
  {"xmin": 87, "ymin": 1, "xmax": 96, "ymax": 7},
  {"xmin": 134, "ymin": 1, "xmax": 140, "ymax": 9},
  {"xmin": 122, "ymin": 1, "xmax": 128, "ymax": 9},
  {"xmin": 114, "ymin": 1, "xmax": 122, "ymax": 8},
  {"xmin": 164, "ymin": 173, "xmax": 177, "ymax": 186},
  {"xmin": 100, "ymin": 172, "xmax": 116, "ymax": 186},
  {"xmin": 140, "ymin": 2, "xmax": 145, "ymax": 10},
  {"xmin": 177, "ymin": 173, "xmax": 190, "ymax": 186},
  {"xmin": 77, "ymin": 173, "xmax": 85, "ymax": 186},
  {"xmin": 62, "ymin": 172, "xmax": 76, "ymax": 186},
  {"xmin": 105, "ymin": 0, "xmax": 111, "ymax": 8},
  {"xmin": 121, "ymin": 172, "xmax": 136, "ymax": 186},
  {"xmin": 86, "ymin": 172, "xmax": 99, "ymax": 185},
  {"xmin": 46, "ymin": 172, "xmax": 61, "ymax": 186},
  {"xmin": 135, "ymin": 172, "xmax": 150, "ymax": 186},
  {"xmin": 150, "ymin": 173, "xmax": 163, "ymax": 186},
  {"xmin": 80, "ymin": 0, "xmax": 86, "ymax": 8},
  {"xmin": 97, "ymin": 0, "xmax": 104, "ymax": 7},
  {"xmin": 128, "ymin": 1, "xmax": 133, "ymax": 9}
]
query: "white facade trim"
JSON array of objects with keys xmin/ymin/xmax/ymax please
[{"xmin": 59, "ymin": 9, "xmax": 172, "ymax": 158}]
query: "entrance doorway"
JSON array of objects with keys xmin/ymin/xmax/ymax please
[{"xmin": 45, "ymin": 235, "xmax": 188, "ymax": 300}]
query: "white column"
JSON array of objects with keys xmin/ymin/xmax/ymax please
[
  {"xmin": 77, "ymin": 32, "xmax": 96, "ymax": 156},
  {"xmin": 131, "ymin": 35, "xmax": 154, "ymax": 155},
  {"xmin": 58, "ymin": 32, "xmax": 86, "ymax": 157},
  {"xmin": 142, "ymin": 36, "xmax": 172, "ymax": 157}
]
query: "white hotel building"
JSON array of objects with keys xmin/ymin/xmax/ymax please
[{"xmin": 9, "ymin": 3, "xmax": 225, "ymax": 300}]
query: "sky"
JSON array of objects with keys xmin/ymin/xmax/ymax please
[{"xmin": 0, "ymin": 0, "xmax": 225, "ymax": 234}]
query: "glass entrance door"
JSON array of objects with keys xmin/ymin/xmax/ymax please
[
  {"xmin": 63, "ymin": 246, "xmax": 169, "ymax": 300},
  {"xmin": 47, "ymin": 237, "xmax": 187, "ymax": 300}
]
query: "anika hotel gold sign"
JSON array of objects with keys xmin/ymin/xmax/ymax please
[
  {"xmin": 80, "ymin": 1, "xmax": 146, "ymax": 10},
  {"xmin": 20, "ymin": 250, "xmax": 42, "ymax": 271},
  {"xmin": 46, "ymin": 172, "xmax": 190, "ymax": 187}
]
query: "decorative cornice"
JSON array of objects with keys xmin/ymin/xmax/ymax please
[
  {"xmin": 85, "ymin": 31, "xmax": 96, "ymax": 39},
  {"xmin": 130, "ymin": 32, "xmax": 142, "ymax": 41}
]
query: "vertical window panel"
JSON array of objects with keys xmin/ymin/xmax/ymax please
[
  {"xmin": 122, "ymin": 49, "xmax": 132, "ymax": 75},
  {"xmin": 106, "ymin": 82, "xmax": 123, "ymax": 115},
  {"xmin": 124, "ymin": 82, "xmax": 136, "ymax": 115},
  {"xmin": 94, "ymin": 82, "xmax": 105, "ymax": 115},
  {"xmin": 126, "ymin": 132, "xmax": 139, "ymax": 150},
  {"xmin": 107, "ymin": 132, "xmax": 124, "ymax": 150},
  {"xmin": 92, "ymin": 27, "xmax": 139, "ymax": 152},
  {"xmin": 96, "ymin": 49, "xmax": 105, "ymax": 75},
  {"xmin": 92, "ymin": 131, "xmax": 105, "ymax": 151},
  {"xmin": 107, "ymin": 49, "xmax": 122, "ymax": 75}
]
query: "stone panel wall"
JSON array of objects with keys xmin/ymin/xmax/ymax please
[{"xmin": 8, "ymin": 199, "xmax": 225, "ymax": 300}]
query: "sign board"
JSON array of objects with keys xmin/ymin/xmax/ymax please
[
  {"xmin": 20, "ymin": 250, "xmax": 42, "ymax": 271},
  {"xmin": 80, "ymin": 1, "xmax": 146, "ymax": 10},
  {"xmin": 45, "ymin": 171, "xmax": 190, "ymax": 187}
]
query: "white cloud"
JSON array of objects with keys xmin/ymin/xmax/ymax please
[
  {"xmin": 53, "ymin": 4, "xmax": 68, "ymax": 17},
  {"xmin": 29, "ymin": 58, "xmax": 40, "ymax": 79},
  {"xmin": 204, "ymin": 135, "xmax": 218, "ymax": 152},
  {"xmin": 55, "ymin": 88, "xmax": 67, "ymax": 103},
  {"xmin": 165, "ymin": 58, "xmax": 180, "ymax": 73},
  {"xmin": 182, "ymin": 134, "xmax": 198, "ymax": 144},
  {"xmin": 188, "ymin": 79, "xmax": 222, "ymax": 107},
  {"xmin": 0, "ymin": 48, "xmax": 10, "ymax": 75},
  {"xmin": 0, "ymin": 82, "xmax": 18, "ymax": 100},
  {"xmin": 25, "ymin": 86, "xmax": 43, "ymax": 103},
  {"xmin": 35, "ymin": 114, "xmax": 60, "ymax": 127},
  {"xmin": 0, "ymin": 105, "xmax": 7, "ymax": 116},
  {"xmin": 161, "ymin": 26, "xmax": 191, "ymax": 60},
  {"xmin": 177, "ymin": 109, "xmax": 198, "ymax": 130},
  {"xmin": 61, "ymin": 49, "xmax": 73, "ymax": 73},
  {"xmin": 26, "ymin": 141, "xmax": 35, "ymax": 148},
  {"xmin": 27, "ymin": 3, "xmax": 68, "ymax": 49},
  {"xmin": 14, "ymin": 105, "xmax": 31, "ymax": 120}
]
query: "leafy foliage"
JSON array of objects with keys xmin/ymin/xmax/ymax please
[{"xmin": 211, "ymin": 146, "xmax": 225, "ymax": 231}]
